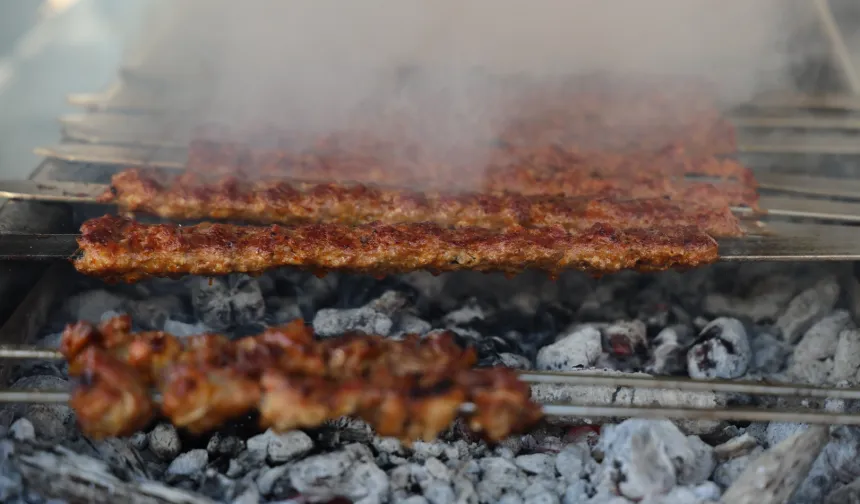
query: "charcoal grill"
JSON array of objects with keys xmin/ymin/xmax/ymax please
[{"xmin": 7, "ymin": 52, "xmax": 860, "ymax": 503}]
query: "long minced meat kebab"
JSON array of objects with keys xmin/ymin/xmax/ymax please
[
  {"xmin": 46, "ymin": 75, "xmax": 758, "ymax": 280},
  {"xmin": 61, "ymin": 315, "xmax": 543, "ymax": 442}
]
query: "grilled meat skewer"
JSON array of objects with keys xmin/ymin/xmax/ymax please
[
  {"xmin": 73, "ymin": 215, "xmax": 718, "ymax": 283},
  {"xmin": 100, "ymin": 169, "xmax": 745, "ymax": 236},
  {"xmin": 59, "ymin": 316, "xmax": 542, "ymax": 441}
]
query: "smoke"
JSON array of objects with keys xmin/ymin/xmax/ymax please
[{"xmin": 122, "ymin": 0, "xmax": 811, "ymax": 182}]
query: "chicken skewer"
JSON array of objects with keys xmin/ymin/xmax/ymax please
[{"xmin": 4, "ymin": 316, "xmax": 860, "ymax": 433}]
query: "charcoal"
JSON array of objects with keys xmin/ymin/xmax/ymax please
[
  {"xmin": 313, "ymin": 307, "xmax": 393, "ymax": 337},
  {"xmin": 777, "ymin": 277, "xmax": 841, "ymax": 343},
  {"xmin": 8, "ymin": 420, "xmax": 33, "ymax": 443},
  {"xmin": 245, "ymin": 429, "xmax": 313, "ymax": 465},
  {"xmin": 0, "ymin": 376, "xmax": 74, "ymax": 443},
  {"xmin": 750, "ymin": 331, "xmax": 792, "ymax": 374},
  {"xmin": 190, "ymin": 274, "xmax": 265, "ymax": 331},
  {"xmin": 645, "ymin": 326, "xmax": 690, "ymax": 375},
  {"xmin": 166, "ymin": 449, "xmax": 208, "ymax": 478},
  {"xmin": 63, "ymin": 289, "xmax": 126, "ymax": 324},
  {"xmin": 148, "ymin": 423, "xmax": 181, "ymax": 461},
  {"xmin": 228, "ymin": 274, "xmax": 266, "ymax": 327},
  {"xmin": 126, "ymin": 295, "xmax": 186, "ymax": 330},
  {"xmin": 722, "ymin": 426, "xmax": 829, "ymax": 504},
  {"xmin": 476, "ymin": 457, "xmax": 530, "ymax": 502},
  {"xmin": 535, "ymin": 326, "xmax": 602, "ymax": 371},
  {"xmin": 189, "ymin": 277, "xmax": 232, "ymax": 331},
  {"xmin": 686, "ymin": 317, "xmax": 752, "ymax": 379},
  {"xmin": 595, "ymin": 419, "xmax": 715, "ymax": 501},
  {"xmin": 794, "ymin": 310, "xmax": 853, "ymax": 362},
  {"xmin": 713, "ymin": 446, "xmax": 764, "ymax": 488},
  {"xmin": 515, "ymin": 454, "xmax": 556, "ymax": 477},
  {"xmin": 266, "ymin": 296, "xmax": 303, "ymax": 325},
  {"xmin": 833, "ymin": 328, "xmax": 860, "ymax": 384}
]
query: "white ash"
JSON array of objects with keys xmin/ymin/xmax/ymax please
[
  {"xmin": 645, "ymin": 325, "xmax": 692, "ymax": 375},
  {"xmin": 530, "ymin": 369, "xmax": 724, "ymax": 435},
  {"xmin": 832, "ymin": 328, "xmax": 860, "ymax": 384},
  {"xmin": 776, "ymin": 277, "xmax": 841, "ymax": 344},
  {"xmin": 793, "ymin": 310, "xmax": 853, "ymax": 363},
  {"xmin": 190, "ymin": 275, "xmax": 266, "ymax": 332},
  {"xmin": 536, "ymin": 326, "xmax": 602, "ymax": 371},
  {"xmin": 9, "ymin": 263, "xmax": 860, "ymax": 502},
  {"xmin": 127, "ymin": 295, "xmax": 187, "ymax": 330},
  {"xmin": 148, "ymin": 423, "xmax": 182, "ymax": 461},
  {"xmin": 594, "ymin": 419, "xmax": 715, "ymax": 501},
  {"xmin": 722, "ymin": 425, "xmax": 830, "ymax": 504},
  {"xmin": 686, "ymin": 317, "xmax": 752, "ymax": 379}
]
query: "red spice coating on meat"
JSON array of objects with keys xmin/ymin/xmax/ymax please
[
  {"xmin": 102, "ymin": 169, "xmax": 744, "ymax": 237},
  {"xmin": 74, "ymin": 215, "xmax": 718, "ymax": 283}
]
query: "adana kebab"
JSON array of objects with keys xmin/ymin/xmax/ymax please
[
  {"xmin": 61, "ymin": 315, "xmax": 543, "ymax": 442},
  {"xmin": 185, "ymin": 138, "xmax": 756, "ymax": 191},
  {"xmin": 73, "ymin": 215, "xmax": 718, "ymax": 283},
  {"xmin": 101, "ymin": 169, "xmax": 745, "ymax": 237}
]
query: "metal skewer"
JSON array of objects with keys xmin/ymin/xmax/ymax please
[
  {"xmin": 4, "ymin": 343, "xmax": 860, "ymax": 401},
  {"xmin": 0, "ymin": 389, "xmax": 857, "ymax": 425},
  {"xmin": 5, "ymin": 178, "xmax": 860, "ymax": 230}
]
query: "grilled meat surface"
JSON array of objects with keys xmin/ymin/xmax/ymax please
[
  {"xmin": 183, "ymin": 139, "xmax": 753, "ymax": 192},
  {"xmin": 73, "ymin": 215, "xmax": 719, "ymax": 283},
  {"xmin": 103, "ymin": 169, "xmax": 745, "ymax": 236},
  {"xmin": 60, "ymin": 316, "xmax": 543, "ymax": 441}
]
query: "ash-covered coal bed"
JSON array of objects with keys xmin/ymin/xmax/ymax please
[{"xmin": 1, "ymin": 262, "xmax": 860, "ymax": 503}]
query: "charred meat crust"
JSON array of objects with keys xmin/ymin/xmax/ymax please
[
  {"xmin": 103, "ymin": 168, "xmax": 745, "ymax": 237},
  {"xmin": 73, "ymin": 215, "xmax": 719, "ymax": 283},
  {"xmin": 61, "ymin": 316, "xmax": 543, "ymax": 442}
]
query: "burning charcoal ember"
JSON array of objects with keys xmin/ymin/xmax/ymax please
[
  {"xmin": 604, "ymin": 320, "xmax": 647, "ymax": 358},
  {"xmin": 536, "ymin": 326, "xmax": 602, "ymax": 371},
  {"xmin": 832, "ymin": 329, "xmax": 860, "ymax": 384},
  {"xmin": 721, "ymin": 426, "xmax": 829, "ymax": 504},
  {"xmin": 63, "ymin": 289, "xmax": 126, "ymax": 324},
  {"xmin": 749, "ymin": 331, "xmax": 792, "ymax": 374},
  {"xmin": 645, "ymin": 326, "xmax": 691, "ymax": 375},
  {"xmin": 190, "ymin": 274, "xmax": 265, "ymax": 331},
  {"xmin": 594, "ymin": 420, "xmax": 716, "ymax": 501},
  {"xmin": 686, "ymin": 317, "xmax": 751, "ymax": 380},
  {"xmin": 794, "ymin": 310, "xmax": 853, "ymax": 363},
  {"xmin": 147, "ymin": 423, "xmax": 181, "ymax": 461},
  {"xmin": 777, "ymin": 277, "xmax": 841, "ymax": 344}
]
